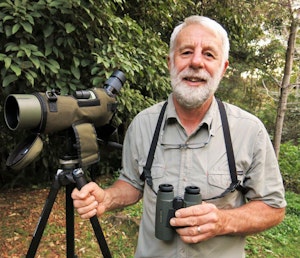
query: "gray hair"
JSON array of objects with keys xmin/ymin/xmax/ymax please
[{"xmin": 169, "ymin": 16, "xmax": 230, "ymax": 62}]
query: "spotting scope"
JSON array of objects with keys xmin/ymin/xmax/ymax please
[{"xmin": 4, "ymin": 70, "xmax": 126, "ymax": 134}]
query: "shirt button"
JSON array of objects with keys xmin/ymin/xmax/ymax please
[{"xmin": 179, "ymin": 248, "xmax": 185, "ymax": 256}]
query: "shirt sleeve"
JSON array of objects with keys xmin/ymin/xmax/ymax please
[
  {"xmin": 118, "ymin": 117, "xmax": 145, "ymax": 191},
  {"xmin": 243, "ymin": 123, "xmax": 286, "ymax": 208}
]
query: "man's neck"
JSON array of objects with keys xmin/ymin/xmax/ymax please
[{"xmin": 173, "ymin": 95, "xmax": 213, "ymax": 136}]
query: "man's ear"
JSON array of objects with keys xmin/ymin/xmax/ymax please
[
  {"xmin": 167, "ymin": 55, "xmax": 171, "ymax": 71},
  {"xmin": 221, "ymin": 60, "xmax": 229, "ymax": 76}
]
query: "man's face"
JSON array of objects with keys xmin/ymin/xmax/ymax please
[{"xmin": 168, "ymin": 24, "xmax": 229, "ymax": 109}]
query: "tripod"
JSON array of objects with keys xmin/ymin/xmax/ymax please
[{"xmin": 26, "ymin": 157, "xmax": 112, "ymax": 258}]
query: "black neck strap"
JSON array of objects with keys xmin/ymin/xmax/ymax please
[
  {"xmin": 140, "ymin": 99, "xmax": 248, "ymax": 198},
  {"xmin": 208, "ymin": 99, "xmax": 248, "ymax": 200},
  {"xmin": 140, "ymin": 101, "xmax": 168, "ymax": 195}
]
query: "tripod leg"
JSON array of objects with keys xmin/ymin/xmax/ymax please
[
  {"xmin": 66, "ymin": 184, "xmax": 76, "ymax": 258},
  {"xmin": 26, "ymin": 175, "xmax": 61, "ymax": 258},
  {"xmin": 73, "ymin": 168, "xmax": 112, "ymax": 258}
]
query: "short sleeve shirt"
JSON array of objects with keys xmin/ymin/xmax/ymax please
[{"xmin": 119, "ymin": 95, "xmax": 286, "ymax": 258}]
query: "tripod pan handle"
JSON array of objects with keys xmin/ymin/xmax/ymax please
[{"xmin": 72, "ymin": 168, "xmax": 112, "ymax": 258}]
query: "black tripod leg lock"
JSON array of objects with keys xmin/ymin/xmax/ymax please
[{"xmin": 72, "ymin": 168, "xmax": 88, "ymax": 190}]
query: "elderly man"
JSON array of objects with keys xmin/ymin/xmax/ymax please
[{"xmin": 72, "ymin": 15, "xmax": 286, "ymax": 258}]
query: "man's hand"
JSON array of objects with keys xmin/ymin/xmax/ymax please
[
  {"xmin": 170, "ymin": 201, "xmax": 285, "ymax": 244},
  {"xmin": 72, "ymin": 180, "xmax": 143, "ymax": 220},
  {"xmin": 71, "ymin": 182, "xmax": 106, "ymax": 219},
  {"xmin": 170, "ymin": 202, "xmax": 223, "ymax": 243}
]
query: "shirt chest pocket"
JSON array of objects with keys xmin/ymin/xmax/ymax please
[
  {"xmin": 208, "ymin": 170, "xmax": 232, "ymax": 191},
  {"xmin": 207, "ymin": 169, "xmax": 244, "ymax": 197}
]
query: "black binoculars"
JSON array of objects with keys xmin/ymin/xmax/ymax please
[{"xmin": 155, "ymin": 184, "xmax": 202, "ymax": 241}]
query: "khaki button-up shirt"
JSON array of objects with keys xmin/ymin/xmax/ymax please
[{"xmin": 119, "ymin": 95, "xmax": 286, "ymax": 258}]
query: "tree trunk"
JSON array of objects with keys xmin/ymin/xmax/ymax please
[{"xmin": 273, "ymin": 14, "xmax": 299, "ymax": 158}]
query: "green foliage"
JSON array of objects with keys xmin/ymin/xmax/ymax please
[
  {"xmin": 281, "ymin": 92, "xmax": 300, "ymax": 143},
  {"xmin": 246, "ymin": 191, "xmax": 300, "ymax": 257},
  {"xmin": 0, "ymin": 0, "xmax": 170, "ymax": 109},
  {"xmin": 278, "ymin": 141, "xmax": 300, "ymax": 193}
]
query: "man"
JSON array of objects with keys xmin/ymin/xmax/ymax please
[{"xmin": 72, "ymin": 15, "xmax": 286, "ymax": 257}]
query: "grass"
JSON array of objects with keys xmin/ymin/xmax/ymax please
[
  {"xmin": 0, "ymin": 178, "xmax": 299, "ymax": 258},
  {"xmin": 245, "ymin": 191, "xmax": 300, "ymax": 258}
]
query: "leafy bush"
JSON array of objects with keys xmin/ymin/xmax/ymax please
[{"xmin": 278, "ymin": 140, "xmax": 300, "ymax": 193}]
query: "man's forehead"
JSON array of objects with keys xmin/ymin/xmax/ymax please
[{"xmin": 175, "ymin": 24, "xmax": 222, "ymax": 49}]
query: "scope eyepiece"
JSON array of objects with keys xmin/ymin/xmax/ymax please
[{"xmin": 105, "ymin": 70, "xmax": 126, "ymax": 97}]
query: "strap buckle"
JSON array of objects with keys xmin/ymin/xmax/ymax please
[{"xmin": 140, "ymin": 167, "xmax": 153, "ymax": 188}]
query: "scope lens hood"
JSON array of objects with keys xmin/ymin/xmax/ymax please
[{"xmin": 6, "ymin": 134, "xmax": 43, "ymax": 170}]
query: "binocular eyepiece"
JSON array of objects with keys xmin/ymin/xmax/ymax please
[{"xmin": 155, "ymin": 184, "xmax": 202, "ymax": 241}]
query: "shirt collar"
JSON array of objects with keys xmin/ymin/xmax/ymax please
[{"xmin": 164, "ymin": 93, "xmax": 219, "ymax": 137}]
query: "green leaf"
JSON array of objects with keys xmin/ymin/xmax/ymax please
[
  {"xmin": 69, "ymin": 83, "xmax": 77, "ymax": 91},
  {"xmin": 92, "ymin": 77, "xmax": 102, "ymax": 86},
  {"xmin": 56, "ymin": 37, "xmax": 64, "ymax": 46},
  {"xmin": 73, "ymin": 56, "xmax": 80, "ymax": 67},
  {"xmin": 5, "ymin": 25, "xmax": 12, "ymax": 37},
  {"xmin": 48, "ymin": 59, "xmax": 60, "ymax": 67},
  {"xmin": 16, "ymin": 50, "xmax": 25, "ymax": 58},
  {"xmin": 45, "ymin": 45, "xmax": 53, "ymax": 56},
  {"xmin": 91, "ymin": 67, "xmax": 100, "ymax": 75},
  {"xmin": 23, "ymin": 47, "xmax": 31, "ymax": 57},
  {"xmin": 25, "ymin": 14, "xmax": 35, "ymax": 25},
  {"xmin": 0, "ymin": 2, "xmax": 12, "ymax": 8},
  {"xmin": 40, "ymin": 62, "xmax": 46, "ymax": 75},
  {"xmin": 22, "ymin": 44, "xmax": 38, "ymax": 51},
  {"xmin": 4, "ymin": 57, "xmax": 11, "ymax": 69},
  {"xmin": 43, "ymin": 25, "xmax": 54, "ymax": 38},
  {"xmin": 81, "ymin": 59, "xmax": 91, "ymax": 67},
  {"xmin": 3, "ymin": 15, "xmax": 14, "ymax": 22},
  {"xmin": 3, "ymin": 74, "xmax": 18, "ymax": 87},
  {"xmin": 32, "ymin": 51, "xmax": 44, "ymax": 57},
  {"xmin": 25, "ymin": 71, "xmax": 35, "ymax": 86},
  {"xmin": 71, "ymin": 65, "xmax": 80, "ymax": 80},
  {"xmin": 5, "ymin": 42, "xmax": 19, "ymax": 52},
  {"xmin": 12, "ymin": 24, "xmax": 20, "ymax": 34},
  {"xmin": 20, "ymin": 61, "xmax": 33, "ymax": 69},
  {"xmin": 65, "ymin": 23, "xmax": 75, "ymax": 34},
  {"xmin": 10, "ymin": 64, "xmax": 21, "ymax": 76},
  {"xmin": 45, "ymin": 59, "xmax": 60, "ymax": 73},
  {"xmin": 20, "ymin": 21, "xmax": 33, "ymax": 33},
  {"xmin": 29, "ymin": 56, "xmax": 40, "ymax": 69}
]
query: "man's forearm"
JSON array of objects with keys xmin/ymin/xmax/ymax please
[
  {"xmin": 219, "ymin": 201, "xmax": 285, "ymax": 235},
  {"xmin": 103, "ymin": 179, "xmax": 143, "ymax": 212}
]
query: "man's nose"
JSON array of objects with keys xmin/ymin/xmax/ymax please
[{"xmin": 190, "ymin": 53, "xmax": 204, "ymax": 69}]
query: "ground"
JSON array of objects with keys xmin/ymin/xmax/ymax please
[{"xmin": 0, "ymin": 183, "xmax": 140, "ymax": 258}]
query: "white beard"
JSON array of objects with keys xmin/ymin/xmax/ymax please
[{"xmin": 170, "ymin": 64, "xmax": 223, "ymax": 109}]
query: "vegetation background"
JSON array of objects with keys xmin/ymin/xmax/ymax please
[{"xmin": 0, "ymin": 0, "xmax": 299, "ymax": 257}]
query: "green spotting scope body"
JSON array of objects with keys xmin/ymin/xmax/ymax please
[
  {"xmin": 4, "ymin": 89, "xmax": 117, "ymax": 134},
  {"xmin": 4, "ymin": 70, "xmax": 125, "ymax": 134}
]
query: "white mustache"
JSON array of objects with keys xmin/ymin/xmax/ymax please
[{"xmin": 178, "ymin": 69, "xmax": 211, "ymax": 81}]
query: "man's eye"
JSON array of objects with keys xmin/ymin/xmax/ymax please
[
  {"xmin": 182, "ymin": 51, "xmax": 193, "ymax": 55},
  {"xmin": 205, "ymin": 52, "xmax": 214, "ymax": 58}
]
